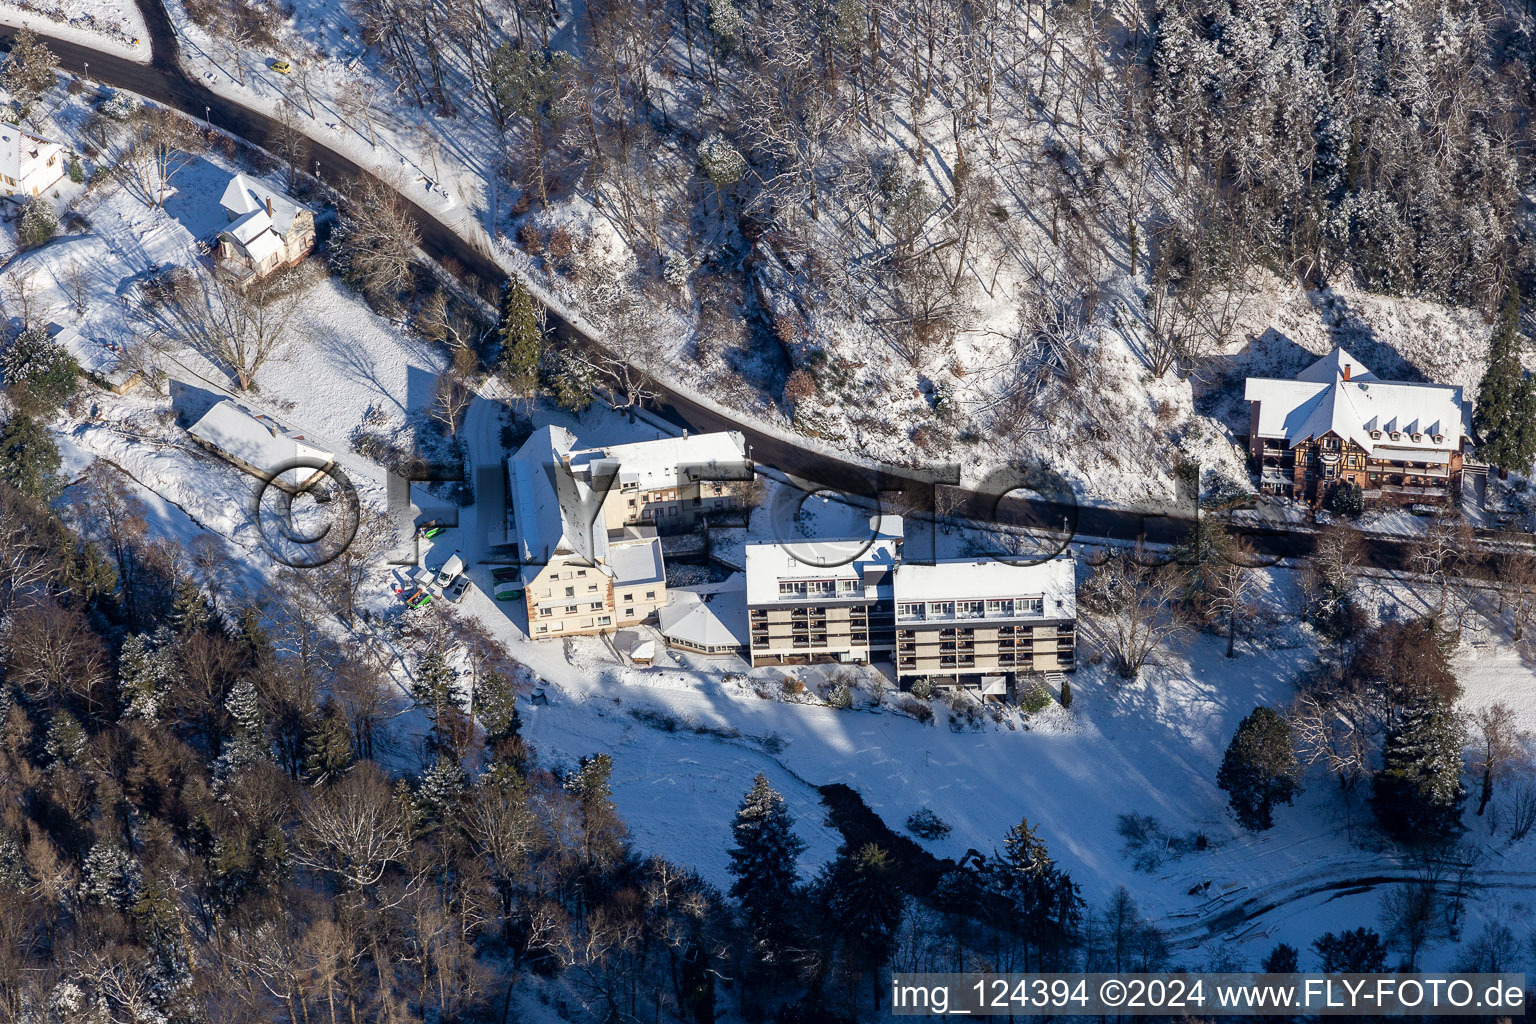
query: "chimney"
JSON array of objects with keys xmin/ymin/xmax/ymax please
[
  {"xmin": 265, "ymin": 196, "xmax": 273, "ymax": 217},
  {"xmin": 1342, "ymin": 363, "xmax": 1351, "ymax": 381}
]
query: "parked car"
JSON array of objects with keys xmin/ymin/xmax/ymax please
[
  {"xmin": 1409, "ymin": 504, "xmax": 1438, "ymax": 517},
  {"xmin": 446, "ymin": 576, "xmax": 472, "ymax": 603},
  {"xmin": 271, "ymin": 59, "xmax": 293, "ymax": 74},
  {"xmin": 435, "ymin": 552, "xmax": 465, "ymax": 588}
]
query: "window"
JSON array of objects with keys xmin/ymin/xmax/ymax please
[
  {"xmin": 537, "ymin": 624, "xmax": 549, "ymax": 634},
  {"xmin": 897, "ymin": 602, "xmax": 924, "ymax": 619},
  {"xmin": 779, "ymin": 581, "xmax": 807, "ymax": 598},
  {"xmin": 838, "ymin": 579, "xmax": 857, "ymax": 594},
  {"xmin": 1017, "ymin": 596, "xmax": 1044, "ymax": 616},
  {"xmin": 597, "ymin": 616, "xmax": 612, "ymax": 626},
  {"xmin": 540, "ymin": 607, "xmax": 552, "ymax": 617},
  {"xmin": 645, "ymin": 590, "xmax": 656, "ymax": 600},
  {"xmin": 1371, "ymin": 430, "xmax": 1381, "ymax": 439},
  {"xmin": 628, "ymin": 499, "xmax": 636, "ymax": 507},
  {"xmin": 1391, "ymin": 432, "xmax": 1401, "ymax": 440},
  {"xmin": 927, "ymin": 601, "xmax": 954, "ymax": 617},
  {"xmin": 587, "ymin": 584, "xmax": 598, "ymax": 593},
  {"xmin": 565, "ymin": 605, "xmax": 578, "ymax": 615},
  {"xmin": 624, "ymin": 592, "xmax": 634, "ymax": 602},
  {"xmin": 1433, "ymin": 434, "xmax": 1444, "ymax": 444},
  {"xmin": 958, "ymin": 600, "xmax": 983, "ymax": 618},
  {"xmin": 590, "ymin": 601, "xmax": 603, "ymax": 610},
  {"xmin": 1412, "ymin": 433, "xmax": 1422, "ymax": 442},
  {"xmin": 625, "ymin": 607, "xmax": 635, "ymax": 618},
  {"xmin": 565, "ymin": 586, "xmax": 575, "ymax": 597}
]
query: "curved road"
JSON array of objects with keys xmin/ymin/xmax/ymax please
[{"xmin": 0, "ymin": 10, "xmax": 1518, "ymax": 569}]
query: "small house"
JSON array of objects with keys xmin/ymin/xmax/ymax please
[
  {"xmin": 0, "ymin": 123, "xmax": 64, "ymax": 198},
  {"xmin": 185, "ymin": 399, "xmax": 333, "ymax": 494},
  {"xmin": 214, "ymin": 174, "xmax": 316, "ymax": 287},
  {"xmin": 49, "ymin": 322, "xmax": 142, "ymax": 395}
]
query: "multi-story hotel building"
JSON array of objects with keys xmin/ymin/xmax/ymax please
[
  {"xmin": 1244, "ymin": 347, "xmax": 1472, "ymax": 508},
  {"xmin": 744, "ymin": 516, "xmax": 903, "ymax": 666},
  {"xmin": 892, "ymin": 556, "xmax": 1076, "ymax": 693}
]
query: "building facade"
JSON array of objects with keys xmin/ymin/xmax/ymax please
[
  {"xmin": 893, "ymin": 557, "xmax": 1076, "ymax": 693},
  {"xmin": 745, "ymin": 517, "xmax": 902, "ymax": 666},
  {"xmin": 1244, "ymin": 347, "xmax": 1472, "ymax": 507},
  {"xmin": 509, "ymin": 426, "xmax": 668, "ymax": 638},
  {"xmin": 564, "ymin": 431, "xmax": 754, "ymax": 534}
]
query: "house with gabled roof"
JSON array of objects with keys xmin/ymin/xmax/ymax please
[
  {"xmin": 1244, "ymin": 346, "xmax": 1474, "ymax": 507},
  {"xmin": 214, "ymin": 174, "xmax": 315, "ymax": 287},
  {"xmin": 0, "ymin": 123, "xmax": 63, "ymax": 197}
]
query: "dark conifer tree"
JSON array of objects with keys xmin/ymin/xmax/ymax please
[
  {"xmin": 726, "ymin": 773, "xmax": 806, "ymax": 964},
  {"xmin": 1474, "ymin": 286, "xmax": 1536, "ymax": 473},
  {"xmin": 1373, "ymin": 694, "xmax": 1467, "ymax": 844},
  {"xmin": 1217, "ymin": 707, "xmax": 1301, "ymax": 831}
]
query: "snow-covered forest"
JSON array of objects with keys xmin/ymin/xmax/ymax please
[{"xmin": 176, "ymin": 0, "xmax": 1536, "ymax": 498}]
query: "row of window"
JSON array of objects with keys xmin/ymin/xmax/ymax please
[
  {"xmin": 896, "ymin": 597, "xmax": 1045, "ymax": 620},
  {"xmin": 777, "ymin": 578, "xmax": 860, "ymax": 598}
]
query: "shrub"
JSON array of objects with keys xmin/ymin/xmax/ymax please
[
  {"xmin": 783, "ymin": 367, "xmax": 816, "ymax": 405},
  {"xmin": 780, "ymin": 677, "xmax": 805, "ymax": 698},
  {"xmin": 16, "ymin": 197, "xmax": 57, "ymax": 249},
  {"xmin": 548, "ymin": 225, "xmax": 575, "ymax": 260},
  {"xmin": 1059, "ymin": 677, "xmax": 1073, "ymax": 708},
  {"xmin": 1328, "ymin": 482, "xmax": 1365, "ymax": 519},
  {"xmin": 906, "ymin": 808, "xmax": 952, "ymax": 840},
  {"xmin": 1017, "ymin": 678, "xmax": 1053, "ymax": 714},
  {"xmin": 67, "ymin": 156, "xmax": 83, "ymax": 184},
  {"xmin": 897, "ymin": 697, "xmax": 934, "ymax": 724},
  {"xmin": 828, "ymin": 683, "xmax": 853, "ymax": 709},
  {"xmin": 517, "ymin": 222, "xmax": 544, "ymax": 254},
  {"xmin": 909, "ymin": 678, "xmax": 933, "ymax": 699}
]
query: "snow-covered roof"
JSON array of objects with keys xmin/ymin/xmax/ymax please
[
  {"xmin": 509, "ymin": 425, "xmax": 605, "ymax": 572},
  {"xmin": 744, "ymin": 515, "xmax": 903, "ymax": 605},
  {"xmin": 659, "ymin": 575, "xmax": 748, "ymax": 650},
  {"xmin": 892, "ymin": 555, "xmax": 1076, "ymax": 620},
  {"xmin": 48, "ymin": 322, "xmax": 136, "ymax": 388},
  {"xmin": 0, "ymin": 123, "xmax": 60, "ymax": 181},
  {"xmin": 220, "ymin": 209, "xmax": 285, "ymax": 263},
  {"xmin": 607, "ymin": 534, "xmax": 664, "ymax": 587},
  {"xmin": 219, "ymin": 173, "xmax": 310, "ymax": 237},
  {"xmin": 185, "ymin": 399, "xmax": 332, "ymax": 487},
  {"xmin": 567, "ymin": 430, "xmax": 751, "ymax": 490},
  {"xmin": 1245, "ymin": 347, "xmax": 1469, "ymax": 456}
]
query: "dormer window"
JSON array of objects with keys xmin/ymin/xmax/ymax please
[
  {"xmin": 1411, "ymin": 433, "xmax": 1421, "ymax": 442},
  {"xmin": 1390, "ymin": 432, "xmax": 1400, "ymax": 440},
  {"xmin": 1371, "ymin": 430, "xmax": 1381, "ymax": 439},
  {"xmin": 1433, "ymin": 434, "xmax": 1443, "ymax": 444}
]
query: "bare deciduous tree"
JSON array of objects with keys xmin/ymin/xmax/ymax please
[
  {"xmin": 330, "ymin": 177, "xmax": 421, "ymax": 306},
  {"xmin": 136, "ymin": 265, "xmax": 298, "ymax": 390},
  {"xmin": 297, "ymin": 762, "xmax": 414, "ymax": 894},
  {"xmin": 1469, "ymin": 703, "xmax": 1531, "ymax": 819},
  {"xmin": 1080, "ymin": 549, "xmax": 1192, "ymax": 678}
]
